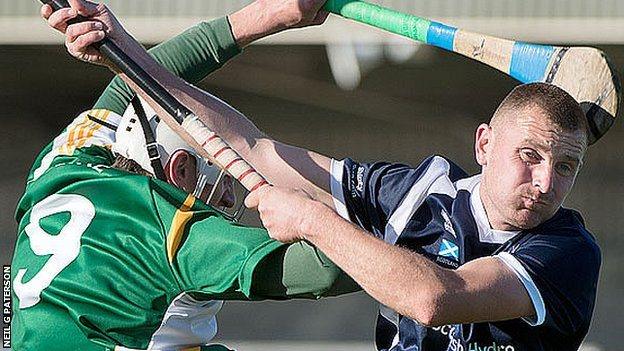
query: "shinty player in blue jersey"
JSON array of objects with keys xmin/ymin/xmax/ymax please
[{"xmin": 51, "ymin": 0, "xmax": 600, "ymax": 350}]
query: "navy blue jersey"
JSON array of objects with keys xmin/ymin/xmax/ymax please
[{"xmin": 330, "ymin": 155, "xmax": 601, "ymax": 351}]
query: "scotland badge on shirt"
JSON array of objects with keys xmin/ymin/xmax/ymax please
[{"xmin": 438, "ymin": 239, "xmax": 459, "ymax": 261}]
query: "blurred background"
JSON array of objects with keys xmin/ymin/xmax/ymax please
[{"xmin": 1, "ymin": 0, "xmax": 622, "ymax": 350}]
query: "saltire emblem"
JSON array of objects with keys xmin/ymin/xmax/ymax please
[{"xmin": 438, "ymin": 239, "xmax": 459, "ymax": 261}]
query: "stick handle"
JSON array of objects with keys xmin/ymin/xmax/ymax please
[
  {"xmin": 324, "ymin": 0, "xmax": 433, "ymax": 43},
  {"xmin": 43, "ymin": 0, "xmax": 269, "ymax": 191}
]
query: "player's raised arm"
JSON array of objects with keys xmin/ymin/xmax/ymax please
[
  {"xmin": 93, "ymin": 17, "xmax": 241, "ymax": 116},
  {"xmin": 92, "ymin": 0, "xmax": 329, "ymax": 117},
  {"xmin": 43, "ymin": 0, "xmax": 336, "ymax": 206}
]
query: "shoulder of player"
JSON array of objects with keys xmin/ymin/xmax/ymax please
[
  {"xmin": 524, "ymin": 208, "xmax": 601, "ymax": 261},
  {"xmin": 345, "ymin": 154, "xmax": 467, "ymax": 183},
  {"xmin": 538, "ymin": 208, "xmax": 597, "ymax": 239},
  {"xmin": 148, "ymin": 177, "xmax": 232, "ymax": 226}
]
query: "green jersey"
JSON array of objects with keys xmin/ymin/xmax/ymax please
[
  {"xmin": 12, "ymin": 15, "xmax": 359, "ymax": 351},
  {"xmin": 11, "ymin": 108, "xmax": 284, "ymax": 350}
]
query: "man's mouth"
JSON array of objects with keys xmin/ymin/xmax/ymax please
[
  {"xmin": 522, "ymin": 196, "xmax": 548, "ymax": 209},
  {"xmin": 218, "ymin": 194, "xmax": 235, "ymax": 208}
]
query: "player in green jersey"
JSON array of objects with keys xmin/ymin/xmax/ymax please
[{"xmin": 12, "ymin": 1, "xmax": 353, "ymax": 350}]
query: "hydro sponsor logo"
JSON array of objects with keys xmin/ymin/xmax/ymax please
[
  {"xmin": 432, "ymin": 325, "xmax": 515, "ymax": 351},
  {"xmin": 467, "ymin": 343, "xmax": 515, "ymax": 351}
]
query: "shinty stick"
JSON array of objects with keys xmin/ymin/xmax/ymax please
[
  {"xmin": 324, "ymin": 0, "xmax": 621, "ymax": 144},
  {"xmin": 44, "ymin": 0, "xmax": 269, "ymax": 191}
]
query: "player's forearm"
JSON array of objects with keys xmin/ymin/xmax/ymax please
[
  {"xmin": 96, "ymin": 0, "xmax": 325, "ymax": 114},
  {"xmin": 94, "ymin": 0, "xmax": 296, "ymax": 115},
  {"xmin": 300, "ymin": 204, "xmax": 534, "ymax": 326},
  {"xmin": 168, "ymin": 82, "xmax": 335, "ymax": 204},
  {"xmin": 302, "ymin": 202, "xmax": 459, "ymax": 326},
  {"xmin": 114, "ymin": 41, "xmax": 334, "ymax": 204},
  {"xmin": 229, "ymin": 0, "xmax": 296, "ymax": 48}
]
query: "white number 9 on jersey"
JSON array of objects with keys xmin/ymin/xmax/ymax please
[{"xmin": 13, "ymin": 193, "xmax": 95, "ymax": 309}]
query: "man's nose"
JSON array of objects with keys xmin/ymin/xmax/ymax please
[
  {"xmin": 218, "ymin": 175, "xmax": 236, "ymax": 208},
  {"xmin": 532, "ymin": 163, "xmax": 554, "ymax": 194},
  {"xmin": 223, "ymin": 174, "xmax": 233, "ymax": 191}
]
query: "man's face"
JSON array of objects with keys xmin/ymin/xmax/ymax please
[
  {"xmin": 477, "ymin": 107, "xmax": 587, "ymax": 230},
  {"xmin": 200, "ymin": 173, "xmax": 236, "ymax": 208}
]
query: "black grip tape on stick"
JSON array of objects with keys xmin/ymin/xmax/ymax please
[{"xmin": 44, "ymin": 0, "xmax": 192, "ymax": 124}]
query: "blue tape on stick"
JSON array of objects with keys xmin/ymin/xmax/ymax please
[
  {"xmin": 427, "ymin": 22, "xmax": 457, "ymax": 51},
  {"xmin": 509, "ymin": 42, "xmax": 555, "ymax": 83}
]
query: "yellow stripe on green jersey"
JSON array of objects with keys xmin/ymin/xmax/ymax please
[{"xmin": 167, "ymin": 194, "xmax": 196, "ymax": 263}]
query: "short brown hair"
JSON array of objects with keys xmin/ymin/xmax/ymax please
[
  {"xmin": 491, "ymin": 83, "xmax": 588, "ymax": 142},
  {"xmin": 111, "ymin": 154, "xmax": 154, "ymax": 177}
]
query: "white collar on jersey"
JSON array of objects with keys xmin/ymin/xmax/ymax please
[{"xmin": 459, "ymin": 175, "xmax": 519, "ymax": 244}]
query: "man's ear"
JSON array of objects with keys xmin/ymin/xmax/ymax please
[
  {"xmin": 475, "ymin": 123, "xmax": 492, "ymax": 166},
  {"xmin": 165, "ymin": 150, "xmax": 197, "ymax": 192}
]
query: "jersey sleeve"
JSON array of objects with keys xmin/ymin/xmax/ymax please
[
  {"xmin": 330, "ymin": 155, "xmax": 466, "ymax": 239},
  {"xmin": 496, "ymin": 231, "xmax": 601, "ymax": 334},
  {"xmin": 177, "ymin": 214, "xmax": 285, "ymax": 299},
  {"xmin": 249, "ymin": 241, "xmax": 361, "ymax": 299},
  {"xmin": 94, "ymin": 16, "xmax": 240, "ymax": 116}
]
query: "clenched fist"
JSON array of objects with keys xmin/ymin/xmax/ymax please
[{"xmin": 245, "ymin": 186, "xmax": 330, "ymax": 243}]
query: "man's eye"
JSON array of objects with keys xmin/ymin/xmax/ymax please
[
  {"xmin": 520, "ymin": 149, "xmax": 540, "ymax": 162},
  {"xmin": 556, "ymin": 163, "xmax": 574, "ymax": 176}
]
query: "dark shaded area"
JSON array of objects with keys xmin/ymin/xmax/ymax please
[{"xmin": 1, "ymin": 44, "xmax": 622, "ymax": 348}]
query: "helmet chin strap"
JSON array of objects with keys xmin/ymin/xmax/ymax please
[{"xmin": 130, "ymin": 95, "xmax": 166, "ymax": 181}]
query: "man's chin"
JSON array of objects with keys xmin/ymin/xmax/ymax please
[
  {"xmin": 512, "ymin": 209, "xmax": 551, "ymax": 230},
  {"xmin": 220, "ymin": 199, "xmax": 235, "ymax": 209},
  {"xmin": 513, "ymin": 209, "xmax": 543, "ymax": 230},
  {"xmin": 212, "ymin": 193, "xmax": 236, "ymax": 209}
]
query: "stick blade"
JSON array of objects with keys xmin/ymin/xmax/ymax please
[{"xmin": 545, "ymin": 47, "xmax": 621, "ymax": 144}]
